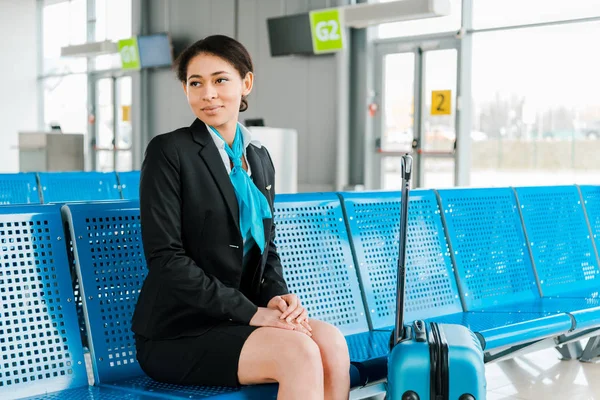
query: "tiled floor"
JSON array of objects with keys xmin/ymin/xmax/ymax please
[{"xmin": 485, "ymin": 347, "xmax": 600, "ymax": 400}]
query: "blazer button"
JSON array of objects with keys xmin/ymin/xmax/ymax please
[{"xmin": 261, "ymin": 278, "xmax": 265, "ymax": 284}]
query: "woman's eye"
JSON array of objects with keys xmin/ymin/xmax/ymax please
[
  {"xmin": 190, "ymin": 81, "xmax": 201, "ymax": 87},
  {"xmin": 216, "ymin": 78, "xmax": 228, "ymax": 84}
]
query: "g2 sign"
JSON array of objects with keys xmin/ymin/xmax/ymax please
[
  {"xmin": 315, "ymin": 19, "xmax": 341, "ymax": 42},
  {"xmin": 118, "ymin": 37, "xmax": 141, "ymax": 70},
  {"xmin": 310, "ymin": 9, "xmax": 345, "ymax": 54}
]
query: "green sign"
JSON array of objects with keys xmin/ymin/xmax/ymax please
[
  {"xmin": 309, "ymin": 9, "xmax": 344, "ymax": 54},
  {"xmin": 118, "ymin": 37, "xmax": 140, "ymax": 70}
]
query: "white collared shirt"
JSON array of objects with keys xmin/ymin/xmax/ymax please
[{"xmin": 205, "ymin": 122, "xmax": 261, "ymax": 177}]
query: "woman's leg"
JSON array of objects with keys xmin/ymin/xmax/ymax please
[
  {"xmin": 239, "ymin": 327, "xmax": 325, "ymax": 400},
  {"xmin": 307, "ymin": 319, "xmax": 351, "ymax": 400}
]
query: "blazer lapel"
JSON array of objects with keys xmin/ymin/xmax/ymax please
[
  {"xmin": 190, "ymin": 119, "xmax": 240, "ymax": 234},
  {"xmin": 246, "ymin": 144, "xmax": 273, "ymax": 257},
  {"xmin": 246, "ymin": 144, "xmax": 269, "ymax": 204}
]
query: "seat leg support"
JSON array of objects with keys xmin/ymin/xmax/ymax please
[
  {"xmin": 580, "ymin": 336, "xmax": 600, "ymax": 363},
  {"xmin": 555, "ymin": 341, "xmax": 583, "ymax": 360}
]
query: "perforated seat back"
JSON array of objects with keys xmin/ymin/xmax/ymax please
[
  {"xmin": 39, "ymin": 172, "xmax": 121, "ymax": 203},
  {"xmin": 117, "ymin": 171, "xmax": 141, "ymax": 200},
  {"xmin": 0, "ymin": 204, "xmax": 88, "ymax": 399},
  {"xmin": 0, "ymin": 173, "xmax": 40, "ymax": 205},
  {"xmin": 274, "ymin": 193, "xmax": 369, "ymax": 335},
  {"xmin": 514, "ymin": 186, "xmax": 600, "ymax": 297},
  {"xmin": 63, "ymin": 201, "xmax": 145, "ymax": 384},
  {"xmin": 580, "ymin": 185, "xmax": 600, "ymax": 291},
  {"xmin": 436, "ymin": 188, "xmax": 540, "ymax": 310},
  {"xmin": 340, "ymin": 190, "xmax": 462, "ymax": 330},
  {"xmin": 66, "ymin": 195, "xmax": 369, "ymax": 385}
]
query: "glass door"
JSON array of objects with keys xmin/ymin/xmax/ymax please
[
  {"xmin": 93, "ymin": 77, "xmax": 114, "ymax": 171},
  {"xmin": 374, "ymin": 38, "xmax": 459, "ymax": 189},
  {"xmin": 420, "ymin": 48, "xmax": 457, "ymax": 188},
  {"xmin": 115, "ymin": 76, "xmax": 133, "ymax": 172},
  {"xmin": 377, "ymin": 51, "xmax": 417, "ymax": 190},
  {"xmin": 90, "ymin": 75, "xmax": 133, "ymax": 172}
]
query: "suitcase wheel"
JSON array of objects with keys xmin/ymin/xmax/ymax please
[{"xmin": 401, "ymin": 391, "xmax": 419, "ymax": 400}]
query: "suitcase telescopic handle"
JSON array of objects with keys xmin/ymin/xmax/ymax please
[
  {"xmin": 394, "ymin": 154, "xmax": 413, "ymax": 346},
  {"xmin": 402, "ymin": 153, "xmax": 413, "ymax": 181}
]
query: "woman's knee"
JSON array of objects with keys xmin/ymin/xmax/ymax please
[
  {"xmin": 312, "ymin": 321, "xmax": 348, "ymax": 349},
  {"xmin": 239, "ymin": 327, "xmax": 324, "ymax": 385},
  {"xmin": 280, "ymin": 332, "xmax": 324, "ymax": 373},
  {"xmin": 310, "ymin": 321, "xmax": 350, "ymax": 367}
]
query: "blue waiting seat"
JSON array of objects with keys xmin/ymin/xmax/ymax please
[
  {"xmin": 339, "ymin": 190, "xmax": 573, "ymax": 368},
  {"xmin": 580, "ymin": 185, "xmax": 600, "ymax": 289},
  {"xmin": 117, "ymin": 171, "xmax": 141, "ymax": 200},
  {"xmin": 63, "ymin": 195, "xmax": 385, "ymax": 398},
  {"xmin": 437, "ymin": 186, "xmax": 600, "ymax": 333},
  {"xmin": 0, "ymin": 173, "xmax": 40, "ymax": 204},
  {"xmin": 515, "ymin": 186, "xmax": 600, "ymax": 299},
  {"xmin": 575, "ymin": 185, "xmax": 600, "ymax": 361},
  {"xmin": 274, "ymin": 194, "xmax": 390, "ymax": 386},
  {"xmin": 273, "ymin": 193, "xmax": 369, "ymax": 336},
  {"xmin": 62, "ymin": 200, "xmax": 278, "ymax": 399},
  {"xmin": 510, "ymin": 186, "xmax": 600, "ymax": 330},
  {"xmin": 38, "ymin": 171, "xmax": 121, "ymax": 203},
  {"xmin": 0, "ymin": 204, "xmax": 155, "ymax": 399}
]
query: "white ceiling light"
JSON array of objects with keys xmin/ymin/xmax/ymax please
[
  {"xmin": 341, "ymin": 0, "xmax": 451, "ymax": 29},
  {"xmin": 60, "ymin": 40, "xmax": 118, "ymax": 57}
]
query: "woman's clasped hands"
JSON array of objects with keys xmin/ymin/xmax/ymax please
[{"xmin": 249, "ymin": 294, "xmax": 313, "ymax": 337}]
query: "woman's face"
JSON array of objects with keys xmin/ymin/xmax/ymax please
[{"xmin": 183, "ymin": 52, "xmax": 253, "ymax": 130}]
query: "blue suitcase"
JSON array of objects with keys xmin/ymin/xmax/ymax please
[{"xmin": 387, "ymin": 155, "xmax": 486, "ymax": 400}]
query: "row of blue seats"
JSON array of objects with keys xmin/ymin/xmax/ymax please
[
  {"xmin": 2, "ymin": 185, "xmax": 600, "ymax": 399},
  {"xmin": 0, "ymin": 171, "xmax": 140, "ymax": 204}
]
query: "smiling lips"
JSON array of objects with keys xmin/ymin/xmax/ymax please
[{"xmin": 202, "ymin": 105, "xmax": 223, "ymax": 115}]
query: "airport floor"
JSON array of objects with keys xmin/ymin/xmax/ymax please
[
  {"xmin": 84, "ymin": 344, "xmax": 600, "ymax": 399},
  {"xmin": 482, "ymin": 346, "xmax": 600, "ymax": 400}
]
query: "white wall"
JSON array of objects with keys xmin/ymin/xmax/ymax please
[
  {"xmin": 0, "ymin": 0, "xmax": 38, "ymax": 172},
  {"xmin": 146, "ymin": 0, "xmax": 342, "ymax": 192}
]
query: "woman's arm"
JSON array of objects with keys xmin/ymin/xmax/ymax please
[
  {"xmin": 140, "ymin": 134, "xmax": 258, "ymax": 323},
  {"xmin": 258, "ymin": 149, "xmax": 290, "ymax": 307},
  {"xmin": 258, "ymin": 220, "xmax": 290, "ymax": 306}
]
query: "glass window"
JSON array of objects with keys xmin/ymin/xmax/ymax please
[
  {"xmin": 94, "ymin": 0, "xmax": 132, "ymax": 71},
  {"xmin": 381, "ymin": 52, "xmax": 415, "ymax": 152},
  {"xmin": 43, "ymin": 74, "xmax": 88, "ymax": 136},
  {"xmin": 93, "ymin": 54, "xmax": 123, "ymax": 71},
  {"xmin": 116, "ymin": 77, "xmax": 133, "ymax": 171},
  {"xmin": 422, "ymin": 48, "xmax": 457, "ymax": 153},
  {"xmin": 470, "ymin": 21, "xmax": 600, "ymax": 186},
  {"xmin": 95, "ymin": 0, "xmax": 132, "ymax": 41},
  {"xmin": 94, "ymin": 78, "xmax": 115, "ymax": 171},
  {"xmin": 473, "ymin": 0, "xmax": 600, "ymax": 30},
  {"xmin": 375, "ymin": 0, "xmax": 462, "ymax": 39},
  {"xmin": 380, "ymin": 52, "xmax": 415, "ymax": 189},
  {"xmin": 42, "ymin": 0, "xmax": 87, "ymax": 74}
]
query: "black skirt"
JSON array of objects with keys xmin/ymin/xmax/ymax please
[
  {"xmin": 135, "ymin": 322, "xmax": 260, "ymax": 387},
  {"xmin": 135, "ymin": 243, "xmax": 264, "ymax": 387}
]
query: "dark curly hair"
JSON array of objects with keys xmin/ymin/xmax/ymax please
[{"xmin": 173, "ymin": 35, "xmax": 253, "ymax": 112}]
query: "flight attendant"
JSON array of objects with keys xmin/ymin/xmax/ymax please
[{"xmin": 132, "ymin": 35, "xmax": 351, "ymax": 400}]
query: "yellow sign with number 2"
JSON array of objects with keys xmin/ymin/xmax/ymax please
[{"xmin": 431, "ymin": 90, "xmax": 452, "ymax": 115}]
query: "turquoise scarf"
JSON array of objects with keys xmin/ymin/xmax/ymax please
[{"xmin": 209, "ymin": 124, "xmax": 272, "ymax": 253}]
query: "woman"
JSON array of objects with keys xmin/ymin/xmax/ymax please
[{"xmin": 132, "ymin": 35, "xmax": 350, "ymax": 400}]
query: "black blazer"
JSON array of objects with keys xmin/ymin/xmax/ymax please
[{"xmin": 132, "ymin": 119, "xmax": 289, "ymax": 340}]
